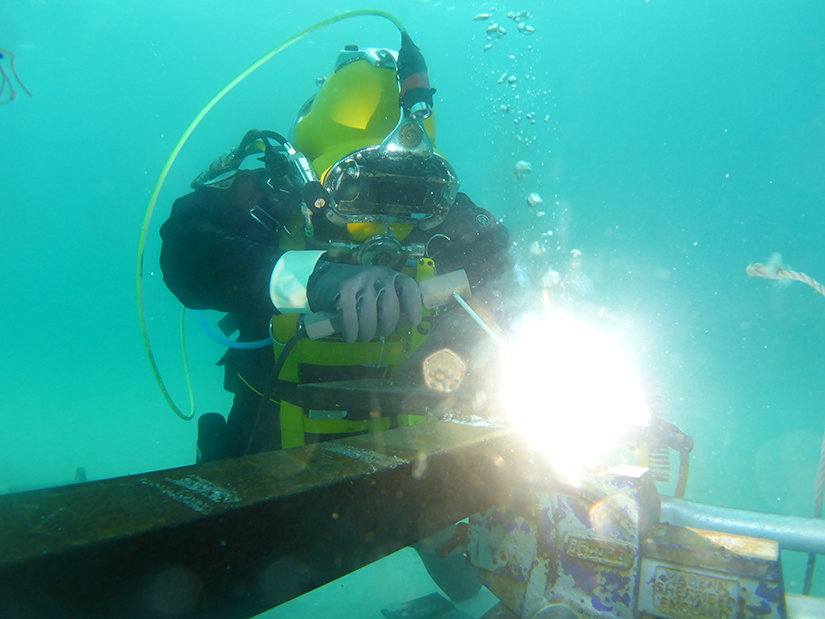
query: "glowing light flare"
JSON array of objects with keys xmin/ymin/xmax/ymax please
[{"xmin": 503, "ymin": 313, "xmax": 650, "ymax": 484}]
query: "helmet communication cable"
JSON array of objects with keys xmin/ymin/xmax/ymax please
[{"xmin": 137, "ymin": 10, "xmax": 407, "ymax": 421}]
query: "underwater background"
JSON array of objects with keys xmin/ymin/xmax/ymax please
[{"xmin": 2, "ymin": 0, "xmax": 825, "ymax": 613}]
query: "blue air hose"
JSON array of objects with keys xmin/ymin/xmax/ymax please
[{"xmin": 195, "ymin": 310, "xmax": 273, "ymax": 349}]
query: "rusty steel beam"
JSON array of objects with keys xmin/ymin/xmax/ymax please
[{"xmin": 0, "ymin": 423, "xmax": 526, "ymax": 619}]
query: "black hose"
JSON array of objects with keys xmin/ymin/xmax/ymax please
[
  {"xmin": 258, "ymin": 130, "xmax": 292, "ymax": 149},
  {"xmin": 244, "ymin": 331, "xmax": 301, "ymax": 456}
]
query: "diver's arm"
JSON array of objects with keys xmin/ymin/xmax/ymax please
[
  {"xmin": 159, "ymin": 170, "xmax": 288, "ymax": 316},
  {"xmin": 425, "ymin": 192, "xmax": 515, "ymax": 307}
]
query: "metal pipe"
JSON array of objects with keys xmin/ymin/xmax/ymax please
[
  {"xmin": 661, "ymin": 496, "xmax": 825, "ymax": 555},
  {"xmin": 787, "ymin": 593, "xmax": 825, "ymax": 619}
]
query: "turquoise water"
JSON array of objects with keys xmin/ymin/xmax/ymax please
[{"xmin": 2, "ymin": 0, "xmax": 825, "ymax": 610}]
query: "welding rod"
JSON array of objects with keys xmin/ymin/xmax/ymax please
[{"xmin": 451, "ymin": 292, "xmax": 507, "ymax": 349}]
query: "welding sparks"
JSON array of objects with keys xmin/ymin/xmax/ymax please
[{"xmin": 503, "ymin": 312, "xmax": 650, "ymax": 484}]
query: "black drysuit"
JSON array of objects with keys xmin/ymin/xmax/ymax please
[{"xmin": 160, "ymin": 168, "xmax": 513, "ymax": 457}]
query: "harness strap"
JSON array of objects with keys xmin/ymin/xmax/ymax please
[
  {"xmin": 257, "ymin": 258, "xmax": 441, "ymax": 448},
  {"xmin": 280, "ymin": 401, "xmax": 393, "ymax": 448}
]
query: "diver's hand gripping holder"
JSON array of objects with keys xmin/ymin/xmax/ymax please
[{"xmin": 302, "ymin": 269, "xmax": 471, "ymax": 340}]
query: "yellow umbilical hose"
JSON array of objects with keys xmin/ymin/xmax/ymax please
[{"xmin": 137, "ymin": 10, "xmax": 406, "ymax": 420}]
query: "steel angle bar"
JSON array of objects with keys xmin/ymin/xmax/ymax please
[{"xmin": 0, "ymin": 422, "xmax": 523, "ymax": 619}]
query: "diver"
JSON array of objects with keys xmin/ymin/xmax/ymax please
[
  {"xmin": 160, "ymin": 34, "xmax": 513, "ymax": 463},
  {"xmin": 159, "ymin": 32, "xmax": 513, "ymax": 606}
]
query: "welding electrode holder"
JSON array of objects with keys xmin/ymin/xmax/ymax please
[{"xmin": 302, "ymin": 269, "xmax": 472, "ymax": 340}]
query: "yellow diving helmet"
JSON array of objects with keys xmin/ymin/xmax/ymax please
[{"xmin": 292, "ymin": 42, "xmax": 458, "ymax": 232}]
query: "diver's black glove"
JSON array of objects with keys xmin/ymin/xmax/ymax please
[{"xmin": 307, "ymin": 263, "xmax": 422, "ymax": 343}]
